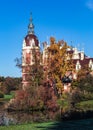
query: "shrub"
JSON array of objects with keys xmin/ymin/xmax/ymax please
[{"xmin": 0, "ymin": 91, "xmax": 4, "ymax": 98}]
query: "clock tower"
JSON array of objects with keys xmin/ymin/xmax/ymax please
[{"xmin": 22, "ymin": 14, "xmax": 40, "ymax": 89}]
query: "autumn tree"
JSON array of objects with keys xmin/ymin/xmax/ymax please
[
  {"xmin": 13, "ymin": 37, "xmax": 74, "ymax": 111},
  {"xmin": 47, "ymin": 37, "xmax": 74, "ymax": 94},
  {"xmin": 30, "ymin": 48, "xmax": 44, "ymax": 87},
  {"xmin": 0, "ymin": 77, "xmax": 22, "ymax": 94}
]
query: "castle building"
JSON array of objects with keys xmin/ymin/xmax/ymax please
[
  {"xmin": 42, "ymin": 39, "xmax": 93, "ymax": 92},
  {"xmin": 22, "ymin": 15, "xmax": 93, "ymax": 90},
  {"xmin": 22, "ymin": 15, "xmax": 40, "ymax": 89},
  {"xmin": 43, "ymin": 43, "xmax": 93, "ymax": 73},
  {"xmin": 66, "ymin": 47, "xmax": 93, "ymax": 72}
]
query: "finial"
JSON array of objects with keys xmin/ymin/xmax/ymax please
[
  {"xmin": 30, "ymin": 12, "xmax": 32, "ymax": 22},
  {"xmin": 28, "ymin": 13, "xmax": 34, "ymax": 34}
]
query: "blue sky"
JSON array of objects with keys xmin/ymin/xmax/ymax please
[{"xmin": 0, "ymin": 0, "xmax": 93, "ymax": 77}]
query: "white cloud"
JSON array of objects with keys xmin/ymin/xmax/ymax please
[{"xmin": 86, "ymin": 0, "xmax": 93, "ymax": 10}]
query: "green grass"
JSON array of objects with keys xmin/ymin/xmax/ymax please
[
  {"xmin": 4, "ymin": 92, "xmax": 15, "ymax": 101},
  {"xmin": 0, "ymin": 122, "xmax": 54, "ymax": 130},
  {"xmin": 4, "ymin": 94, "xmax": 13, "ymax": 100},
  {"xmin": 1, "ymin": 119, "xmax": 93, "ymax": 130},
  {"xmin": 0, "ymin": 93, "xmax": 15, "ymax": 103},
  {"xmin": 76, "ymin": 100, "xmax": 93, "ymax": 110}
]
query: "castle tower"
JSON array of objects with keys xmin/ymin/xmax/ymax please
[{"xmin": 22, "ymin": 14, "xmax": 40, "ymax": 89}]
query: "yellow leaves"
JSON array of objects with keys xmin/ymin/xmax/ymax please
[
  {"xmin": 54, "ymin": 75, "xmax": 64, "ymax": 92},
  {"xmin": 48, "ymin": 43, "xmax": 59, "ymax": 56},
  {"xmin": 50, "ymin": 37, "xmax": 56, "ymax": 44},
  {"xmin": 47, "ymin": 37, "xmax": 74, "ymax": 91}
]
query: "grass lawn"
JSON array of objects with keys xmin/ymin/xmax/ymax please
[
  {"xmin": 4, "ymin": 92, "xmax": 15, "ymax": 101},
  {"xmin": 4, "ymin": 94, "xmax": 13, "ymax": 100},
  {"xmin": 0, "ymin": 122, "xmax": 55, "ymax": 130},
  {"xmin": 0, "ymin": 92, "xmax": 14, "ymax": 104},
  {"xmin": 1, "ymin": 119, "xmax": 93, "ymax": 130},
  {"xmin": 76, "ymin": 100, "xmax": 93, "ymax": 110}
]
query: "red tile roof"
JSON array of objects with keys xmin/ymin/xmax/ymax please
[{"xmin": 73, "ymin": 58, "xmax": 93, "ymax": 68}]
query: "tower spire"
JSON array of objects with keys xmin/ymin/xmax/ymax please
[{"xmin": 28, "ymin": 13, "xmax": 34, "ymax": 34}]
